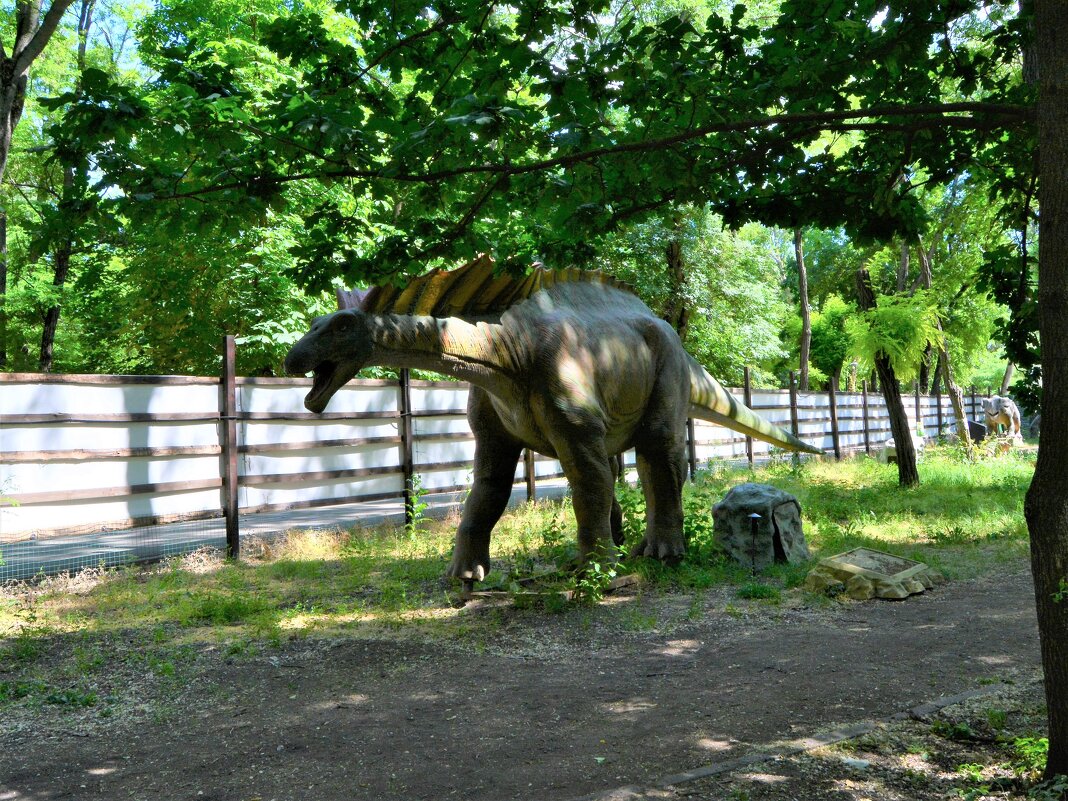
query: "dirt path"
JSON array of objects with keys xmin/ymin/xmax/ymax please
[{"xmin": 1, "ymin": 567, "xmax": 1041, "ymax": 801}]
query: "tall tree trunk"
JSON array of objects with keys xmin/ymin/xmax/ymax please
[
  {"xmin": 910, "ymin": 238, "xmax": 935, "ymax": 395},
  {"xmin": 0, "ymin": 209, "xmax": 6, "ymax": 368},
  {"xmin": 918, "ymin": 345, "xmax": 932, "ymax": 393},
  {"xmin": 913, "ymin": 240, "xmax": 971, "ymax": 454},
  {"xmin": 38, "ymin": 234, "xmax": 71, "ymax": 371},
  {"xmin": 935, "ymin": 328, "xmax": 972, "ymax": 454},
  {"xmin": 896, "ymin": 239, "xmax": 910, "ymax": 292},
  {"xmin": 1025, "ymin": 4, "xmax": 1068, "ymax": 780},
  {"xmin": 0, "ymin": 65, "xmax": 25, "ymax": 370},
  {"xmin": 36, "ymin": 0, "xmax": 95, "ymax": 371},
  {"xmin": 662, "ymin": 234, "xmax": 690, "ymax": 341},
  {"xmin": 1000, "ymin": 362, "xmax": 1015, "ymax": 395},
  {"xmin": 930, "ymin": 350, "xmax": 943, "ymax": 395},
  {"xmin": 856, "ymin": 268, "xmax": 919, "ymax": 487},
  {"xmin": 0, "ymin": 1, "xmax": 78, "ymax": 370},
  {"xmin": 795, "ymin": 228, "xmax": 811, "ymax": 390}
]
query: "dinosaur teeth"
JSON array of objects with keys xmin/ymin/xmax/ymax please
[{"xmin": 305, "ymin": 360, "xmax": 339, "ymax": 413}]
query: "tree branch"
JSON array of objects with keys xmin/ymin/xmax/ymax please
[
  {"xmin": 14, "ymin": 0, "xmax": 78, "ymax": 76},
  {"xmin": 155, "ymin": 101, "xmax": 1033, "ymax": 201}
]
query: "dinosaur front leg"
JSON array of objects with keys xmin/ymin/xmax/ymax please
[
  {"xmin": 447, "ymin": 389, "xmax": 523, "ymax": 582},
  {"xmin": 447, "ymin": 436, "xmax": 522, "ymax": 581}
]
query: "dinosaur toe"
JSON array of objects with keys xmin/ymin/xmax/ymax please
[
  {"xmin": 446, "ymin": 558, "xmax": 488, "ymax": 583},
  {"xmin": 631, "ymin": 537, "xmax": 685, "ymax": 564}
]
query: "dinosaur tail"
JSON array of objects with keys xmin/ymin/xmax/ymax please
[{"xmin": 687, "ymin": 356, "xmax": 822, "ymax": 455}]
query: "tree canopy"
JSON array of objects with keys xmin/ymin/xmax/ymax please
[{"xmin": 53, "ymin": 1, "xmax": 1033, "ymax": 283}]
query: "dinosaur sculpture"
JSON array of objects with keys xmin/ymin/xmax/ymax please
[
  {"xmin": 284, "ymin": 257, "xmax": 820, "ymax": 582},
  {"xmin": 982, "ymin": 395, "xmax": 1023, "ymax": 440}
]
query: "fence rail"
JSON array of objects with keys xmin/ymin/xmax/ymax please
[{"xmin": 1, "ymin": 344, "xmax": 993, "ymax": 552}]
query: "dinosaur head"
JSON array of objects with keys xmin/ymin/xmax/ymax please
[{"xmin": 284, "ymin": 310, "xmax": 373, "ymax": 413}]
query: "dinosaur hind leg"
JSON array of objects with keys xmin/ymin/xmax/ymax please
[
  {"xmin": 630, "ymin": 344, "xmax": 689, "ymax": 562},
  {"xmin": 630, "ymin": 441, "xmax": 687, "ymax": 562}
]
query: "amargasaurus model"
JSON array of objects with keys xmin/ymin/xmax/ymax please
[{"xmin": 284, "ymin": 257, "xmax": 820, "ymax": 582}]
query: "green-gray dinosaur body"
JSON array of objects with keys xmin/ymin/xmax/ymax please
[{"xmin": 285, "ymin": 261, "xmax": 819, "ymax": 581}]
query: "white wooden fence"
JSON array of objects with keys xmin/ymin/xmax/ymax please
[{"xmin": 1, "ymin": 364, "xmax": 992, "ymax": 548}]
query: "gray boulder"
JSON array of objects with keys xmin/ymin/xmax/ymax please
[{"xmin": 712, "ymin": 483, "xmax": 808, "ymax": 571}]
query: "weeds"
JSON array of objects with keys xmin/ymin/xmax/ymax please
[
  {"xmin": 404, "ymin": 473, "xmax": 430, "ymax": 539},
  {"xmin": 571, "ymin": 558, "xmax": 619, "ymax": 605}
]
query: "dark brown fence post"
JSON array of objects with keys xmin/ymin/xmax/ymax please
[
  {"xmin": 525, "ymin": 449, "xmax": 537, "ymax": 501},
  {"xmin": 914, "ymin": 380, "xmax": 921, "ymax": 431},
  {"xmin": 970, "ymin": 384, "xmax": 977, "ymax": 422},
  {"xmin": 743, "ymin": 366, "xmax": 754, "ymax": 469},
  {"xmin": 399, "ymin": 369, "xmax": 414, "ymax": 525},
  {"xmin": 828, "ymin": 379, "xmax": 841, "ymax": 460},
  {"xmin": 220, "ymin": 335, "xmax": 239, "ymax": 559},
  {"xmin": 862, "ymin": 380, "xmax": 871, "ymax": 455},
  {"xmin": 686, "ymin": 417, "xmax": 698, "ymax": 479}
]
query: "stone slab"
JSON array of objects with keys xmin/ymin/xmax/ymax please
[{"xmin": 803, "ymin": 546, "xmax": 944, "ymax": 600}]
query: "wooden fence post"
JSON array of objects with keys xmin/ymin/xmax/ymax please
[
  {"xmin": 970, "ymin": 384, "xmax": 977, "ymax": 422},
  {"xmin": 862, "ymin": 380, "xmax": 871, "ymax": 455},
  {"xmin": 220, "ymin": 335, "xmax": 239, "ymax": 559},
  {"xmin": 525, "ymin": 449, "xmax": 537, "ymax": 501},
  {"xmin": 399, "ymin": 369, "xmax": 414, "ymax": 525},
  {"xmin": 828, "ymin": 379, "xmax": 841, "ymax": 460},
  {"xmin": 743, "ymin": 366, "xmax": 754, "ymax": 469}
]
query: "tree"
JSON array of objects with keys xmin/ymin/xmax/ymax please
[
  {"xmin": 0, "ymin": 0, "xmax": 78, "ymax": 367},
  {"xmin": 808, "ymin": 295, "xmax": 854, "ymax": 389},
  {"xmin": 6, "ymin": 0, "xmax": 334, "ymax": 375},
  {"xmin": 1024, "ymin": 1, "xmax": 1068, "ymax": 780},
  {"xmin": 37, "ymin": 0, "xmax": 93, "ymax": 372},
  {"xmin": 794, "ymin": 228, "xmax": 812, "ymax": 390},
  {"xmin": 596, "ymin": 208, "xmax": 790, "ymax": 386}
]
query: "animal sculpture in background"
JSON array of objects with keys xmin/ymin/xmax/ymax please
[
  {"xmin": 981, "ymin": 395, "xmax": 1022, "ymax": 440},
  {"xmin": 284, "ymin": 257, "xmax": 820, "ymax": 583}
]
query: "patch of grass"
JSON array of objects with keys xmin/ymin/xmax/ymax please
[
  {"xmin": 0, "ymin": 679, "xmax": 96, "ymax": 708},
  {"xmin": 736, "ymin": 582, "xmax": 782, "ymax": 601},
  {"xmin": 174, "ymin": 591, "xmax": 274, "ymax": 627}
]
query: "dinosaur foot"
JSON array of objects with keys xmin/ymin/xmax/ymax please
[
  {"xmin": 446, "ymin": 554, "xmax": 490, "ymax": 583},
  {"xmin": 630, "ymin": 537, "xmax": 685, "ymax": 564}
]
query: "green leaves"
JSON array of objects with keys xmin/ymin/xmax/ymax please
[{"xmin": 847, "ymin": 290, "xmax": 945, "ymax": 382}]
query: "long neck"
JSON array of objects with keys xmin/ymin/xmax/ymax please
[{"xmin": 366, "ymin": 313, "xmax": 519, "ymax": 394}]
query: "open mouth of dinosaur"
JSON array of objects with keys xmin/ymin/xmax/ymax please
[{"xmin": 304, "ymin": 360, "xmax": 357, "ymax": 414}]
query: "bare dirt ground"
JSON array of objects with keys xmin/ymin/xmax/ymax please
[{"xmin": 0, "ymin": 565, "xmax": 1043, "ymax": 801}]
